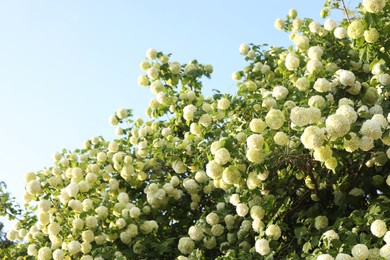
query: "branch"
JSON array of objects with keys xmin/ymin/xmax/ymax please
[{"xmin": 340, "ymin": 0, "xmax": 351, "ymax": 22}]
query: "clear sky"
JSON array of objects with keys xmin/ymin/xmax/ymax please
[{"xmin": 0, "ymin": 0, "xmax": 358, "ymax": 230}]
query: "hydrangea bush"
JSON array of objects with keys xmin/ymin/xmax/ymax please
[{"xmin": 5, "ymin": 0, "xmax": 390, "ymax": 259}]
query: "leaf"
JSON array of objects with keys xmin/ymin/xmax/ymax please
[{"xmin": 303, "ymin": 241, "xmax": 311, "ymax": 253}]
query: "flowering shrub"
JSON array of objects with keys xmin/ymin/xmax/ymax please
[{"xmin": 4, "ymin": 0, "xmax": 390, "ymax": 259}]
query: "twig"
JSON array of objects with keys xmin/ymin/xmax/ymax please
[{"xmin": 340, "ymin": 0, "xmax": 351, "ymax": 22}]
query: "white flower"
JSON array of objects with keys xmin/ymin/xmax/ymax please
[
  {"xmin": 28, "ymin": 244, "xmax": 38, "ymax": 256},
  {"xmin": 239, "ymin": 43, "xmax": 250, "ymax": 55},
  {"xmin": 314, "ymin": 78, "xmax": 331, "ymax": 92},
  {"xmin": 371, "ymin": 219, "xmax": 387, "ymax": 237},
  {"xmin": 146, "ymin": 48, "xmax": 157, "ymax": 60},
  {"xmin": 360, "ymin": 119, "xmax": 382, "ymax": 140},
  {"xmin": 308, "ymin": 46, "xmax": 323, "ymax": 60},
  {"xmin": 52, "ymin": 249, "xmax": 65, "ymax": 260},
  {"xmin": 38, "ymin": 247, "xmax": 52, "ymax": 260},
  {"xmin": 336, "ymin": 105, "xmax": 357, "ymax": 124},
  {"xmin": 265, "ymin": 109, "xmax": 285, "ymax": 130},
  {"xmin": 309, "ymin": 21, "xmax": 321, "ymax": 34},
  {"xmin": 285, "ymin": 54, "xmax": 300, "ymax": 70},
  {"xmin": 169, "ymin": 62, "xmax": 181, "ymax": 74},
  {"xmin": 339, "ymin": 70, "xmax": 355, "ymax": 86},
  {"xmin": 116, "ymin": 108, "xmax": 128, "ymax": 119},
  {"xmin": 363, "ymin": 0, "xmax": 386, "ymax": 13},
  {"xmin": 317, "ymin": 254, "xmax": 334, "ymax": 260},
  {"xmin": 323, "ymin": 230, "xmax": 339, "ymax": 241},
  {"xmin": 272, "ymin": 86, "xmax": 289, "ymax": 100},
  {"xmin": 301, "ymin": 126, "xmax": 325, "ymax": 149},
  {"xmin": 335, "ymin": 253, "xmax": 353, "ymax": 260},
  {"xmin": 138, "ymin": 75, "xmax": 150, "ymax": 86},
  {"xmin": 214, "ymin": 148, "xmax": 231, "ymax": 165},
  {"xmin": 334, "ymin": 27, "xmax": 348, "ymax": 39},
  {"xmin": 206, "ymin": 160, "xmax": 223, "ymax": 180},
  {"xmin": 384, "ymin": 231, "xmax": 390, "ymax": 244},
  {"xmin": 364, "ymin": 28, "xmax": 380, "ymax": 43},
  {"xmin": 308, "ymin": 95, "xmax": 326, "ymax": 109},
  {"xmin": 380, "ymin": 244, "xmax": 390, "ymax": 259},
  {"xmin": 178, "ymin": 237, "xmax": 195, "ymax": 255},
  {"xmin": 307, "ymin": 59, "xmax": 323, "ymax": 74},
  {"xmin": 326, "ymin": 114, "xmax": 350, "ymax": 139},
  {"xmin": 266, "ymin": 224, "xmax": 281, "ymax": 240},
  {"xmin": 183, "ymin": 104, "xmax": 197, "ymax": 121},
  {"xmin": 255, "ymin": 238, "xmax": 271, "ymax": 255},
  {"xmin": 379, "ymin": 73, "xmax": 390, "ymax": 86},
  {"xmin": 274, "ymin": 18, "xmax": 285, "ymax": 30},
  {"xmin": 347, "ymin": 20, "xmax": 364, "ymax": 39},
  {"xmin": 206, "ymin": 212, "xmax": 220, "ymax": 225},
  {"xmin": 295, "ymin": 77, "xmax": 310, "ymax": 91},
  {"xmin": 293, "ymin": 35, "xmax": 310, "ymax": 50},
  {"xmin": 315, "ymin": 215, "xmax": 328, "ymax": 230},
  {"xmin": 218, "ymin": 98, "xmax": 230, "ymax": 110},
  {"xmin": 26, "ymin": 180, "xmax": 41, "ymax": 195},
  {"xmin": 250, "ymin": 119, "xmax": 266, "ymax": 133},
  {"xmin": 324, "ymin": 19, "xmax": 337, "ymax": 31},
  {"xmin": 351, "ymin": 244, "xmax": 369, "ymax": 260},
  {"xmin": 314, "ymin": 146, "xmax": 333, "ymax": 162},
  {"xmin": 188, "ymin": 226, "xmax": 204, "ymax": 241},
  {"xmin": 274, "ymin": 132, "xmax": 289, "ymax": 146},
  {"xmin": 236, "ymin": 203, "xmax": 249, "ymax": 217}
]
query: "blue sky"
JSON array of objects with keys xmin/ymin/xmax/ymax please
[{"xmin": 0, "ymin": 0, "xmax": 358, "ymax": 230}]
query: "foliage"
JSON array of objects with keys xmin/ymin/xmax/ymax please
[{"xmin": 6, "ymin": 0, "xmax": 390, "ymax": 259}]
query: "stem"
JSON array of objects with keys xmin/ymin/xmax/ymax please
[{"xmin": 340, "ymin": 0, "xmax": 351, "ymax": 22}]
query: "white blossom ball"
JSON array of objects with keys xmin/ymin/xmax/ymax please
[
  {"xmin": 380, "ymin": 244, "xmax": 390, "ymax": 259},
  {"xmin": 236, "ymin": 203, "xmax": 249, "ymax": 217},
  {"xmin": 183, "ymin": 104, "xmax": 197, "ymax": 121},
  {"xmin": 255, "ymin": 238, "xmax": 271, "ymax": 255},
  {"xmin": 314, "ymin": 215, "xmax": 329, "ymax": 230},
  {"xmin": 178, "ymin": 237, "xmax": 195, "ymax": 255},
  {"xmin": 309, "ymin": 21, "xmax": 321, "ymax": 34},
  {"xmin": 314, "ymin": 78, "xmax": 331, "ymax": 92},
  {"xmin": 326, "ymin": 114, "xmax": 350, "ymax": 139},
  {"xmin": 285, "ymin": 54, "xmax": 300, "ymax": 70},
  {"xmin": 188, "ymin": 226, "xmax": 204, "ymax": 241},
  {"xmin": 351, "ymin": 244, "xmax": 369, "ymax": 260},
  {"xmin": 206, "ymin": 160, "xmax": 223, "ymax": 180},
  {"xmin": 265, "ymin": 109, "xmax": 285, "ymax": 130},
  {"xmin": 301, "ymin": 126, "xmax": 325, "ymax": 149},
  {"xmin": 307, "ymin": 59, "xmax": 323, "ymax": 74},
  {"xmin": 246, "ymin": 149, "xmax": 266, "ymax": 164},
  {"xmin": 272, "ymin": 85, "xmax": 289, "ymax": 100},
  {"xmin": 324, "ymin": 19, "xmax": 337, "ymax": 31},
  {"xmin": 363, "ymin": 0, "xmax": 386, "ymax": 13},
  {"xmin": 247, "ymin": 134, "xmax": 264, "ymax": 150},
  {"xmin": 384, "ymin": 231, "xmax": 390, "ymax": 244},
  {"xmin": 38, "ymin": 247, "xmax": 52, "ymax": 260},
  {"xmin": 250, "ymin": 119, "xmax": 266, "ymax": 133},
  {"xmin": 339, "ymin": 70, "xmax": 356, "ymax": 86},
  {"xmin": 146, "ymin": 48, "xmax": 157, "ymax": 60},
  {"xmin": 138, "ymin": 75, "xmax": 150, "ymax": 87},
  {"xmin": 116, "ymin": 108, "xmax": 128, "ymax": 119},
  {"xmin": 293, "ymin": 35, "xmax": 310, "ymax": 50},
  {"xmin": 317, "ymin": 254, "xmax": 334, "ymax": 260},
  {"xmin": 26, "ymin": 180, "xmax": 41, "ymax": 195},
  {"xmin": 295, "ymin": 77, "xmax": 310, "ymax": 91},
  {"xmin": 239, "ymin": 43, "xmax": 250, "ymax": 55},
  {"xmin": 360, "ymin": 119, "xmax": 382, "ymax": 140},
  {"xmin": 334, "ymin": 27, "xmax": 348, "ymax": 39},
  {"xmin": 371, "ymin": 219, "xmax": 387, "ymax": 238},
  {"xmin": 218, "ymin": 98, "xmax": 230, "ymax": 110},
  {"xmin": 347, "ymin": 20, "xmax": 364, "ymax": 39},
  {"xmin": 274, "ymin": 18, "xmax": 285, "ymax": 30},
  {"xmin": 364, "ymin": 28, "xmax": 380, "ymax": 43},
  {"xmin": 308, "ymin": 95, "xmax": 326, "ymax": 109},
  {"xmin": 206, "ymin": 212, "xmax": 220, "ymax": 225},
  {"xmin": 266, "ymin": 224, "xmax": 282, "ymax": 240},
  {"xmin": 28, "ymin": 244, "xmax": 38, "ymax": 256},
  {"xmin": 379, "ymin": 73, "xmax": 390, "ymax": 86},
  {"xmin": 323, "ymin": 229, "xmax": 339, "ymax": 241},
  {"xmin": 52, "ymin": 249, "xmax": 65, "ymax": 260},
  {"xmin": 274, "ymin": 132, "xmax": 289, "ymax": 146},
  {"xmin": 335, "ymin": 254, "xmax": 353, "ymax": 260},
  {"xmin": 336, "ymin": 105, "xmax": 357, "ymax": 124},
  {"xmin": 214, "ymin": 148, "xmax": 231, "ymax": 165},
  {"xmin": 308, "ymin": 46, "xmax": 323, "ymax": 60}
]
